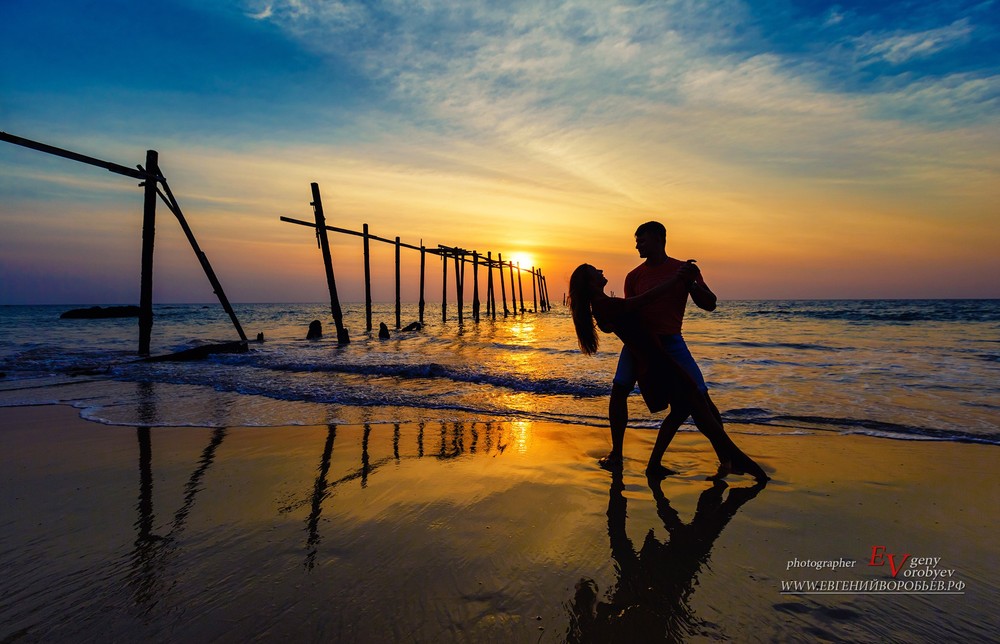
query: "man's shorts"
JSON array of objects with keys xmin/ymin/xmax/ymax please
[{"xmin": 612, "ymin": 334, "xmax": 709, "ymax": 393}]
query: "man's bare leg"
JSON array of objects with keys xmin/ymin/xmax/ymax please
[{"xmin": 646, "ymin": 403, "xmax": 688, "ymax": 478}]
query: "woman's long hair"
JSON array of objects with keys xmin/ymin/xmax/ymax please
[{"xmin": 569, "ymin": 264, "xmax": 599, "ymax": 355}]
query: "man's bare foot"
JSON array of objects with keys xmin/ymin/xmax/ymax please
[
  {"xmin": 645, "ymin": 463, "xmax": 675, "ymax": 480},
  {"xmin": 598, "ymin": 453, "xmax": 623, "ymax": 471},
  {"xmin": 706, "ymin": 461, "xmax": 732, "ymax": 481},
  {"xmin": 734, "ymin": 455, "xmax": 770, "ymax": 482}
]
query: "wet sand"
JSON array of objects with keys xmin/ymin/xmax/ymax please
[{"xmin": 1, "ymin": 405, "xmax": 997, "ymax": 642}]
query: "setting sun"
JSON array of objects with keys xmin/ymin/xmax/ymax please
[{"xmin": 507, "ymin": 253, "xmax": 536, "ymax": 269}]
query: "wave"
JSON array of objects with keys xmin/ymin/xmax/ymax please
[
  {"xmin": 722, "ymin": 408, "xmax": 1000, "ymax": 445},
  {"xmin": 738, "ymin": 300, "xmax": 1000, "ymax": 324},
  {"xmin": 254, "ymin": 359, "xmax": 610, "ymax": 398}
]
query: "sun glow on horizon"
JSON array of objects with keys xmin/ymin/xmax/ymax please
[{"xmin": 507, "ymin": 253, "xmax": 536, "ymax": 270}]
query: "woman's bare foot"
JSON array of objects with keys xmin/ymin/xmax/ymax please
[
  {"xmin": 645, "ymin": 463, "xmax": 676, "ymax": 480},
  {"xmin": 598, "ymin": 452, "xmax": 623, "ymax": 471}
]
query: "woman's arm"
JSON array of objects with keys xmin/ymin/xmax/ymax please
[{"xmin": 622, "ymin": 261, "xmax": 697, "ymax": 311}]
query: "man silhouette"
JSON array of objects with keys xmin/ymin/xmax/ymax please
[{"xmin": 601, "ymin": 221, "xmax": 740, "ymax": 478}]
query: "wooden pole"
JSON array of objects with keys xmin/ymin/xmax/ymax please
[
  {"xmin": 486, "ymin": 252, "xmax": 496, "ymax": 319},
  {"xmin": 498, "ymin": 253, "xmax": 509, "ymax": 317},
  {"xmin": 472, "ymin": 251, "xmax": 480, "ymax": 323},
  {"xmin": 539, "ymin": 272, "xmax": 548, "ymax": 311},
  {"xmin": 363, "ymin": 223, "xmax": 372, "ymax": 332},
  {"xmin": 441, "ymin": 251, "xmax": 448, "ymax": 323},
  {"xmin": 508, "ymin": 261, "xmax": 517, "ymax": 314},
  {"xmin": 157, "ymin": 179, "xmax": 248, "ymax": 343},
  {"xmin": 138, "ymin": 149, "xmax": 158, "ymax": 356},
  {"xmin": 395, "ymin": 236, "xmax": 401, "ymax": 329},
  {"xmin": 516, "ymin": 262, "xmax": 525, "ymax": 313},
  {"xmin": 310, "ymin": 183, "xmax": 349, "ymax": 344},
  {"xmin": 531, "ymin": 266, "xmax": 538, "ymax": 313},
  {"xmin": 419, "ymin": 243, "xmax": 426, "ymax": 325},
  {"xmin": 454, "ymin": 252, "xmax": 464, "ymax": 324}
]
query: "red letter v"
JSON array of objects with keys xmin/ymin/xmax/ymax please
[{"xmin": 887, "ymin": 553, "xmax": 911, "ymax": 577}]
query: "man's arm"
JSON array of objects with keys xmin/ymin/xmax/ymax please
[
  {"xmin": 690, "ymin": 280, "xmax": 717, "ymax": 311},
  {"xmin": 688, "ymin": 263, "xmax": 717, "ymax": 311}
]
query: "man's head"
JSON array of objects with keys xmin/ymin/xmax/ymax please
[{"xmin": 634, "ymin": 221, "xmax": 667, "ymax": 259}]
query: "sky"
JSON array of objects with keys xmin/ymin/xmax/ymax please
[{"xmin": 1, "ymin": 0, "xmax": 998, "ymax": 304}]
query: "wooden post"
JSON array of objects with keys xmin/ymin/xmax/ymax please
[
  {"xmin": 508, "ymin": 261, "xmax": 517, "ymax": 314},
  {"xmin": 454, "ymin": 252, "xmax": 464, "ymax": 324},
  {"xmin": 158, "ymin": 178, "xmax": 248, "ymax": 343},
  {"xmin": 538, "ymin": 271, "xmax": 548, "ymax": 311},
  {"xmin": 363, "ymin": 223, "xmax": 372, "ymax": 332},
  {"xmin": 441, "ymin": 251, "xmax": 448, "ymax": 323},
  {"xmin": 531, "ymin": 266, "xmax": 538, "ymax": 313},
  {"xmin": 516, "ymin": 262, "xmax": 525, "ymax": 313},
  {"xmin": 419, "ymin": 243, "xmax": 426, "ymax": 325},
  {"xmin": 486, "ymin": 252, "xmax": 496, "ymax": 319},
  {"xmin": 310, "ymin": 183, "xmax": 349, "ymax": 344},
  {"xmin": 498, "ymin": 253, "xmax": 509, "ymax": 317},
  {"xmin": 472, "ymin": 251, "xmax": 480, "ymax": 323},
  {"xmin": 395, "ymin": 236, "xmax": 402, "ymax": 329},
  {"xmin": 138, "ymin": 150, "xmax": 158, "ymax": 356}
]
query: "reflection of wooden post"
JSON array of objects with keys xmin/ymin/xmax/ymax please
[
  {"xmin": 395, "ymin": 236, "xmax": 401, "ymax": 329},
  {"xmin": 310, "ymin": 183, "xmax": 349, "ymax": 343},
  {"xmin": 441, "ymin": 252, "xmax": 448, "ymax": 322},
  {"xmin": 419, "ymin": 243, "xmax": 426, "ymax": 325},
  {"xmin": 138, "ymin": 150, "xmax": 157, "ymax": 356},
  {"xmin": 516, "ymin": 262, "xmax": 525, "ymax": 313},
  {"xmin": 531, "ymin": 266, "xmax": 538, "ymax": 313},
  {"xmin": 472, "ymin": 251, "xmax": 480, "ymax": 323},
  {"xmin": 363, "ymin": 223, "xmax": 372, "ymax": 332},
  {"xmin": 498, "ymin": 253, "xmax": 509, "ymax": 317},
  {"xmin": 136, "ymin": 426, "xmax": 153, "ymax": 540}
]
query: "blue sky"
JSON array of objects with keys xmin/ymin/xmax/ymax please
[{"xmin": 2, "ymin": 0, "xmax": 998, "ymax": 303}]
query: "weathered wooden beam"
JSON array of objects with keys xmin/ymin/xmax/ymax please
[
  {"xmin": 309, "ymin": 183, "xmax": 349, "ymax": 343},
  {"xmin": 138, "ymin": 150, "xmax": 158, "ymax": 356},
  {"xmin": 156, "ymin": 179, "xmax": 248, "ymax": 343},
  {"xmin": 363, "ymin": 223, "xmax": 372, "ymax": 332},
  {"xmin": 0, "ymin": 131, "xmax": 152, "ymax": 181}
]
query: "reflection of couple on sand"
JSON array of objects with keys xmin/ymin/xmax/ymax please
[
  {"xmin": 570, "ymin": 221, "xmax": 768, "ymax": 482},
  {"xmin": 567, "ymin": 473, "xmax": 765, "ymax": 641}
]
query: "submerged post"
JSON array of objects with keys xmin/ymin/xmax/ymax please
[
  {"xmin": 311, "ymin": 183, "xmax": 349, "ymax": 344},
  {"xmin": 138, "ymin": 150, "xmax": 158, "ymax": 356}
]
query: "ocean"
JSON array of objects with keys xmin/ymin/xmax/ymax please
[{"xmin": 1, "ymin": 300, "xmax": 998, "ymax": 445}]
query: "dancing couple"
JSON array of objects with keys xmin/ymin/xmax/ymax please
[{"xmin": 569, "ymin": 221, "xmax": 768, "ymax": 482}]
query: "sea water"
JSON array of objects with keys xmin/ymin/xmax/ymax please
[{"xmin": 1, "ymin": 300, "xmax": 998, "ymax": 444}]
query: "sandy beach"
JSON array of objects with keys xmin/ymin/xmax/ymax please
[{"xmin": 1, "ymin": 404, "xmax": 997, "ymax": 642}]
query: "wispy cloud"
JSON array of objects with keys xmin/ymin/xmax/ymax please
[{"xmin": 857, "ymin": 18, "xmax": 974, "ymax": 64}]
